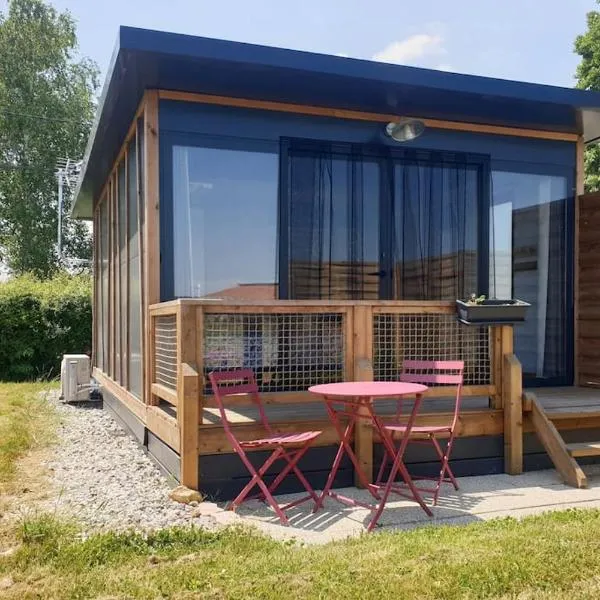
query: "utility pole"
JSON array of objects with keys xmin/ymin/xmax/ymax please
[
  {"xmin": 56, "ymin": 158, "xmax": 83, "ymax": 266},
  {"xmin": 57, "ymin": 169, "xmax": 63, "ymax": 261}
]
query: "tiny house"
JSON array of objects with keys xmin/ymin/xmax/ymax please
[{"xmin": 73, "ymin": 26, "xmax": 600, "ymax": 496}]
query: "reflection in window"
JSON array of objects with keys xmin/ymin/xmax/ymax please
[
  {"xmin": 172, "ymin": 145, "xmax": 278, "ymax": 300},
  {"xmin": 490, "ymin": 170, "xmax": 569, "ymax": 382}
]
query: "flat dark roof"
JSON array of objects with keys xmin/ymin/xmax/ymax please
[{"xmin": 73, "ymin": 25, "xmax": 600, "ymax": 217}]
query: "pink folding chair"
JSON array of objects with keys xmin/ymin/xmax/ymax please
[
  {"xmin": 209, "ymin": 369, "xmax": 322, "ymax": 525},
  {"xmin": 376, "ymin": 360, "xmax": 464, "ymax": 505}
]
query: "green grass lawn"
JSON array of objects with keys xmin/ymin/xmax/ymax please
[
  {"xmin": 3, "ymin": 382, "xmax": 600, "ymax": 599},
  {"xmin": 0, "ymin": 381, "xmax": 57, "ymax": 485}
]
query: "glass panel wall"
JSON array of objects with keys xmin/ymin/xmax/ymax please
[
  {"xmin": 100, "ymin": 198, "xmax": 109, "ymax": 372},
  {"xmin": 117, "ymin": 160, "xmax": 127, "ymax": 385},
  {"xmin": 128, "ymin": 137, "xmax": 142, "ymax": 398},
  {"xmin": 172, "ymin": 143, "xmax": 278, "ymax": 300},
  {"xmin": 490, "ymin": 169, "xmax": 570, "ymax": 383}
]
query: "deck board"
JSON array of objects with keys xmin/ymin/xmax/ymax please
[{"xmin": 535, "ymin": 387, "xmax": 600, "ymax": 414}]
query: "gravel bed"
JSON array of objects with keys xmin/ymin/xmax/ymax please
[{"xmin": 42, "ymin": 391, "xmax": 218, "ymax": 533}]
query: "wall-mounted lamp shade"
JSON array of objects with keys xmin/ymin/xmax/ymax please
[{"xmin": 385, "ymin": 119, "xmax": 426, "ymax": 142}]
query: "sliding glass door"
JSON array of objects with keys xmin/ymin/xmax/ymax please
[
  {"xmin": 282, "ymin": 142, "xmax": 488, "ymax": 301},
  {"xmin": 490, "ymin": 168, "xmax": 572, "ymax": 385}
]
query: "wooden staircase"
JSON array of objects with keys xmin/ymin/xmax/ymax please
[{"xmin": 525, "ymin": 391, "xmax": 589, "ymax": 488}]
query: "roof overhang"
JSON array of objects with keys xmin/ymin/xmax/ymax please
[{"xmin": 72, "ymin": 26, "xmax": 600, "ymax": 218}]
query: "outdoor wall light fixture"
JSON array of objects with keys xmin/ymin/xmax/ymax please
[{"xmin": 385, "ymin": 119, "xmax": 426, "ymax": 142}]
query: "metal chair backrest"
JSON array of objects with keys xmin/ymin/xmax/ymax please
[
  {"xmin": 208, "ymin": 369, "xmax": 271, "ymax": 436},
  {"xmin": 400, "ymin": 360, "xmax": 464, "ymax": 428}
]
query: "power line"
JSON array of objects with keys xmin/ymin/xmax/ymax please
[
  {"xmin": 0, "ymin": 107, "xmax": 91, "ymax": 125},
  {"xmin": 0, "ymin": 163, "xmax": 58, "ymax": 172}
]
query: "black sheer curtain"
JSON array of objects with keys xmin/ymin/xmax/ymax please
[
  {"xmin": 392, "ymin": 156, "xmax": 480, "ymax": 300},
  {"xmin": 283, "ymin": 142, "xmax": 486, "ymax": 301},
  {"xmin": 286, "ymin": 145, "xmax": 381, "ymax": 299}
]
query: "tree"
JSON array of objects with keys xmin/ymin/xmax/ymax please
[
  {"xmin": 575, "ymin": 4, "xmax": 600, "ymax": 192},
  {"xmin": 0, "ymin": 0, "xmax": 98, "ymax": 277}
]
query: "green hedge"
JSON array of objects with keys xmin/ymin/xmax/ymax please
[{"xmin": 0, "ymin": 274, "xmax": 92, "ymax": 381}]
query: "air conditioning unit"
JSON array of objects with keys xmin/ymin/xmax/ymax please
[{"xmin": 60, "ymin": 354, "xmax": 92, "ymax": 403}]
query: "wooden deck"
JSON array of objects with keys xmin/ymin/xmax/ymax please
[
  {"xmin": 181, "ymin": 387, "xmax": 600, "ymax": 426},
  {"xmin": 534, "ymin": 387, "xmax": 600, "ymax": 415}
]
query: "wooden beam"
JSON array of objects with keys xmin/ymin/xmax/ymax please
[
  {"xmin": 490, "ymin": 326, "xmax": 503, "ymax": 408},
  {"xmin": 522, "ymin": 391, "xmax": 535, "ymax": 413},
  {"xmin": 179, "ymin": 362, "xmax": 200, "ymax": 489},
  {"xmin": 151, "ymin": 382, "xmax": 178, "ymax": 406},
  {"xmin": 143, "ymin": 90, "xmax": 160, "ymax": 406},
  {"xmin": 147, "ymin": 406, "xmax": 180, "ymax": 453},
  {"xmin": 136, "ymin": 122, "xmax": 147, "ymax": 407},
  {"xmin": 503, "ymin": 354, "xmax": 523, "ymax": 475},
  {"xmin": 497, "ymin": 325, "xmax": 514, "ymax": 410},
  {"xmin": 528, "ymin": 394, "xmax": 587, "ymax": 488},
  {"xmin": 198, "ymin": 409, "xmax": 503, "ymax": 454},
  {"xmin": 93, "ymin": 368, "xmax": 147, "ymax": 422},
  {"xmin": 352, "ymin": 304, "xmax": 374, "ymax": 487},
  {"xmin": 177, "ymin": 305, "xmax": 199, "ymax": 489},
  {"xmin": 148, "ymin": 304, "xmax": 180, "ymax": 317},
  {"xmin": 158, "ymin": 90, "xmax": 579, "ymax": 142}
]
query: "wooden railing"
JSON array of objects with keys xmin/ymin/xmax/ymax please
[{"xmin": 149, "ymin": 299, "xmax": 521, "ymax": 489}]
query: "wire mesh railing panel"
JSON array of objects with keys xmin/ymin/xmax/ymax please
[
  {"xmin": 154, "ymin": 315, "xmax": 178, "ymax": 390},
  {"xmin": 373, "ymin": 314, "xmax": 491, "ymax": 386},
  {"xmin": 203, "ymin": 312, "xmax": 345, "ymax": 393}
]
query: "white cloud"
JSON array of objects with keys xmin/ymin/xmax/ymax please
[
  {"xmin": 372, "ymin": 34, "xmax": 445, "ymax": 66},
  {"xmin": 435, "ymin": 63, "xmax": 454, "ymax": 72},
  {"xmin": 335, "ymin": 52, "xmax": 350, "ymax": 58}
]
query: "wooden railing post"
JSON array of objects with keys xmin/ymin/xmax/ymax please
[
  {"xmin": 503, "ymin": 353, "xmax": 523, "ymax": 475},
  {"xmin": 177, "ymin": 303, "xmax": 200, "ymax": 490},
  {"xmin": 179, "ymin": 362, "xmax": 199, "ymax": 489},
  {"xmin": 353, "ymin": 304, "xmax": 374, "ymax": 487},
  {"xmin": 148, "ymin": 311, "xmax": 159, "ymax": 405}
]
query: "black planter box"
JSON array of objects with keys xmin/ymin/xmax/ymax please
[{"xmin": 456, "ymin": 299, "xmax": 530, "ymax": 325}]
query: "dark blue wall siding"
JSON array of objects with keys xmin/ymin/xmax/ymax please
[{"xmin": 159, "ymin": 100, "xmax": 577, "ymax": 169}]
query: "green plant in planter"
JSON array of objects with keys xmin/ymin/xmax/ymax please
[{"xmin": 466, "ymin": 293, "xmax": 486, "ymax": 305}]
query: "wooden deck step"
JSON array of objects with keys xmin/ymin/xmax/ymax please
[
  {"xmin": 528, "ymin": 393, "xmax": 588, "ymax": 488},
  {"xmin": 567, "ymin": 442, "xmax": 600, "ymax": 458}
]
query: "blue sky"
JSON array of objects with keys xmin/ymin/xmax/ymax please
[{"xmin": 2, "ymin": 0, "xmax": 598, "ymax": 87}]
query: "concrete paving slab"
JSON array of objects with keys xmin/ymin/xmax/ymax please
[{"xmin": 227, "ymin": 467, "xmax": 600, "ymax": 544}]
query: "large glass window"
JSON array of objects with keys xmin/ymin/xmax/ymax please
[
  {"xmin": 490, "ymin": 169, "xmax": 570, "ymax": 383},
  {"xmin": 172, "ymin": 143, "xmax": 278, "ymax": 300}
]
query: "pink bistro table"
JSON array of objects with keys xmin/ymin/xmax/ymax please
[{"xmin": 309, "ymin": 381, "xmax": 432, "ymax": 531}]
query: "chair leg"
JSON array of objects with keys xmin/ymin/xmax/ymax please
[
  {"xmin": 266, "ymin": 442, "xmax": 320, "ymax": 505},
  {"xmin": 231, "ymin": 448, "xmax": 290, "ymax": 525},
  {"xmin": 430, "ymin": 436, "xmax": 458, "ymax": 505}
]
